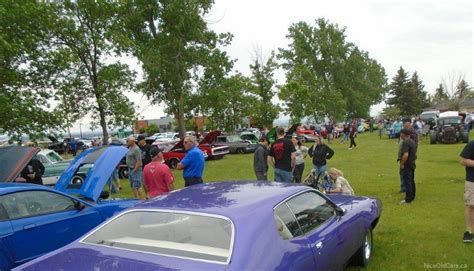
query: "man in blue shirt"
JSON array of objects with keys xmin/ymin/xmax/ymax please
[{"xmin": 177, "ymin": 136, "xmax": 205, "ymax": 187}]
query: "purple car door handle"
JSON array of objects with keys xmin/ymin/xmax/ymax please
[{"xmin": 23, "ymin": 224, "xmax": 36, "ymax": 230}]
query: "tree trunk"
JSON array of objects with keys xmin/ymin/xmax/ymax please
[
  {"xmin": 99, "ymin": 106, "xmax": 109, "ymax": 145},
  {"xmin": 177, "ymin": 97, "xmax": 186, "ymax": 139}
]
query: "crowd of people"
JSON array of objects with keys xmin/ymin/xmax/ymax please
[
  {"xmin": 16, "ymin": 116, "xmax": 472, "ymax": 243},
  {"xmin": 252, "ymin": 125, "xmax": 354, "ymax": 196}
]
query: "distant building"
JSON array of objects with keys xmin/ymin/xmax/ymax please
[
  {"xmin": 134, "ymin": 116, "xmax": 176, "ymax": 133},
  {"xmin": 424, "ymin": 98, "xmax": 474, "ymax": 114}
]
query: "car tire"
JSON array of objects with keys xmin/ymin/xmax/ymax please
[
  {"xmin": 430, "ymin": 133, "xmax": 437, "ymax": 144},
  {"xmin": 71, "ymin": 174, "xmax": 85, "ymax": 184},
  {"xmin": 168, "ymin": 158, "xmax": 180, "ymax": 169},
  {"xmin": 463, "ymin": 132, "xmax": 469, "ymax": 143},
  {"xmin": 352, "ymin": 227, "xmax": 373, "ymax": 267},
  {"xmin": 236, "ymin": 148, "xmax": 245, "ymax": 154},
  {"xmin": 119, "ymin": 167, "xmax": 129, "ymax": 179}
]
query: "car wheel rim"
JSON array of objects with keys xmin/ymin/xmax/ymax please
[{"xmin": 364, "ymin": 232, "xmax": 372, "ymax": 260}]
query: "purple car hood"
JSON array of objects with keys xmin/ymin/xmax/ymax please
[
  {"xmin": 0, "ymin": 146, "xmax": 39, "ymax": 182},
  {"xmin": 16, "ymin": 245, "xmax": 227, "ymax": 271},
  {"xmin": 54, "ymin": 146, "xmax": 128, "ymax": 202}
]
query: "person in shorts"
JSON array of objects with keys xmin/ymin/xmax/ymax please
[
  {"xmin": 460, "ymin": 140, "xmax": 474, "ymax": 243},
  {"xmin": 126, "ymin": 136, "xmax": 144, "ymax": 199}
]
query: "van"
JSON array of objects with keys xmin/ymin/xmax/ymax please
[{"xmin": 420, "ymin": 110, "xmax": 440, "ymax": 128}]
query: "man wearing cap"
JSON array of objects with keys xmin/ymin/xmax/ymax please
[
  {"xmin": 399, "ymin": 128, "xmax": 417, "ymax": 204},
  {"xmin": 143, "ymin": 147, "xmax": 174, "ymax": 198},
  {"xmin": 137, "ymin": 135, "xmax": 152, "ymax": 167},
  {"xmin": 268, "ymin": 127, "xmax": 296, "ymax": 183},
  {"xmin": 397, "ymin": 118, "xmax": 418, "ymax": 192},
  {"xmin": 126, "ymin": 136, "xmax": 144, "ymax": 199},
  {"xmin": 177, "ymin": 136, "xmax": 205, "ymax": 186}
]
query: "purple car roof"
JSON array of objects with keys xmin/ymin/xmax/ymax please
[{"xmin": 135, "ymin": 181, "xmax": 311, "ymax": 220}]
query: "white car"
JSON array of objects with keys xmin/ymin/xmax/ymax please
[{"xmin": 155, "ymin": 132, "xmax": 180, "ymax": 143}]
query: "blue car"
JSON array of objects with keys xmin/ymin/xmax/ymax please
[
  {"xmin": 0, "ymin": 145, "xmax": 140, "ymax": 270},
  {"xmin": 15, "ymin": 181, "xmax": 382, "ymax": 271}
]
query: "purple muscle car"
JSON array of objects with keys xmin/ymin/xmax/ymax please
[{"xmin": 15, "ymin": 181, "xmax": 382, "ymax": 271}]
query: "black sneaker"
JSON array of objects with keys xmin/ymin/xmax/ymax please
[{"xmin": 463, "ymin": 231, "xmax": 473, "ymax": 243}]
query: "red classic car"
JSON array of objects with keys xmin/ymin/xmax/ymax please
[
  {"xmin": 160, "ymin": 140, "xmax": 192, "ymax": 169},
  {"xmin": 155, "ymin": 131, "xmax": 229, "ymax": 169},
  {"xmin": 198, "ymin": 131, "xmax": 230, "ymax": 159}
]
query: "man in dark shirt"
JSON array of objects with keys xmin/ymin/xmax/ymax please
[
  {"xmin": 137, "ymin": 135, "xmax": 152, "ymax": 167},
  {"xmin": 399, "ymin": 128, "xmax": 417, "ymax": 204},
  {"xmin": 459, "ymin": 141, "xmax": 474, "ymax": 243},
  {"xmin": 268, "ymin": 127, "xmax": 296, "ymax": 183},
  {"xmin": 21, "ymin": 158, "xmax": 45, "ymax": 185},
  {"xmin": 254, "ymin": 136, "xmax": 269, "ymax": 180}
]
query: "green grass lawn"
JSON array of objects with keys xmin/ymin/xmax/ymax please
[{"xmin": 113, "ymin": 132, "xmax": 473, "ymax": 270}]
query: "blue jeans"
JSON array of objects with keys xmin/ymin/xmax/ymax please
[
  {"xmin": 402, "ymin": 166, "xmax": 416, "ymax": 202},
  {"xmin": 399, "ymin": 168, "xmax": 406, "ymax": 192},
  {"xmin": 274, "ymin": 168, "xmax": 293, "ymax": 183},
  {"xmin": 314, "ymin": 164, "xmax": 327, "ymax": 179}
]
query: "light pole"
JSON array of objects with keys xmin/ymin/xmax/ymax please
[{"xmin": 79, "ymin": 123, "xmax": 83, "ymax": 138}]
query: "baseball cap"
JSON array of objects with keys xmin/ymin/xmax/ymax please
[{"xmin": 149, "ymin": 146, "xmax": 163, "ymax": 157}]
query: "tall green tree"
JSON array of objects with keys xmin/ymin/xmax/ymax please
[
  {"xmin": 387, "ymin": 67, "xmax": 415, "ymax": 116},
  {"xmin": 193, "ymin": 74, "xmax": 255, "ymax": 131},
  {"xmin": 278, "ymin": 18, "xmax": 387, "ymax": 121},
  {"xmin": 409, "ymin": 71, "xmax": 430, "ymax": 114},
  {"xmin": 49, "ymin": 1, "xmax": 136, "ymax": 144},
  {"xmin": 248, "ymin": 52, "xmax": 280, "ymax": 128},
  {"xmin": 0, "ymin": 1, "xmax": 60, "ymax": 138},
  {"xmin": 117, "ymin": 0, "xmax": 233, "ymax": 137}
]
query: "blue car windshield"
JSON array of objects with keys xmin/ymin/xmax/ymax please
[{"xmin": 82, "ymin": 211, "xmax": 234, "ymax": 264}]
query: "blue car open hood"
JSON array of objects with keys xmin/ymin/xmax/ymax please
[{"xmin": 54, "ymin": 146, "xmax": 128, "ymax": 202}]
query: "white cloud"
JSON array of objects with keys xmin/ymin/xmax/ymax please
[{"xmin": 73, "ymin": 0, "xmax": 472, "ymax": 132}]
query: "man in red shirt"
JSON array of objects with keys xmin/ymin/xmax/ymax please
[{"xmin": 143, "ymin": 147, "xmax": 174, "ymax": 198}]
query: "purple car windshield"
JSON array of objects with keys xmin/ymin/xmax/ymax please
[{"xmin": 82, "ymin": 210, "xmax": 234, "ymax": 264}]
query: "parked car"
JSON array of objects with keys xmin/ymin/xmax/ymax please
[
  {"xmin": 155, "ymin": 132, "xmax": 180, "ymax": 143},
  {"xmin": 47, "ymin": 136, "xmax": 85, "ymax": 154},
  {"xmin": 16, "ymin": 181, "xmax": 382, "ymax": 271},
  {"xmin": 420, "ymin": 110, "xmax": 440, "ymax": 129},
  {"xmin": 197, "ymin": 131, "xmax": 230, "ymax": 159},
  {"xmin": 214, "ymin": 134, "xmax": 258, "ymax": 154},
  {"xmin": 35, "ymin": 149, "xmax": 88, "ymax": 185},
  {"xmin": 297, "ymin": 134, "xmax": 317, "ymax": 143},
  {"xmin": 161, "ymin": 139, "xmax": 208, "ymax": 169},
  {"xmin": 0, "ymin": 145, "xmax": 140, "ymax": 270},
  {"xmin": 240, "ymin": 132, "xmax": 259, "ymax": 144},
  {"xmin": 430, "ymin": 116, "xmax": 469, "ymax": 144}
]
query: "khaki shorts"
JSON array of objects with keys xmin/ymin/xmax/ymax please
[{"xmin": 465, "ymin": 181, "xmax": 474, "ymax": 206}]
